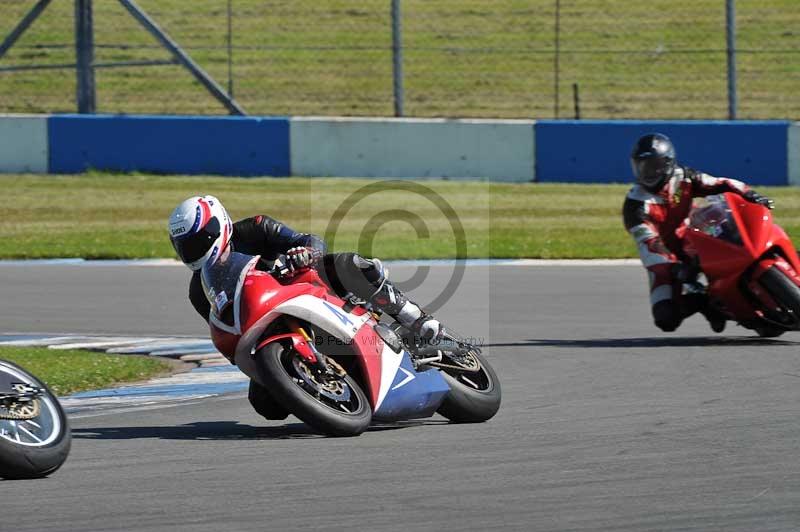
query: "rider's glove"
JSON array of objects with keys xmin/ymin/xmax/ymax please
[
  {"xmin": 743, "ymin": 190, "xmax": 775, "ymax": 210},
  {"xmin": 285, "ymin": 246, "xmax": 320, "ymax": 273}
]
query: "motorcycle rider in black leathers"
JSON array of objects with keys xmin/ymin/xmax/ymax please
[
  {"xmin": 168, "ymin": 196, "xmax": 443, "ymax": 344},
  {"xmin": 169, "ymin": 195, "xmax": 444, "ymax": 422}
]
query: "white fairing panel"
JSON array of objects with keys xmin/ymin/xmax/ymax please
[
  {"xmin": 234, "ymin": 295, "xmax": 372, "ymax": 386},
  {"xmin": 375, "ymin": 342, "xmax": 405, "ymax": 410},
  {"xmin": 273, "ymin": 295, "xmax": 371, "ymax": 341}
]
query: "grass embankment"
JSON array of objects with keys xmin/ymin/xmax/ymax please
[
  {"xmin": 0, "ymin": 1, "xmax": 798, "ymax": 118},
  {"xmin": 0, "ymin": 346, "xmax": 173, "ymax": 396},
  {"xmin": 5, "ymin": 174, "xmax": 800, "ymax": 260}
]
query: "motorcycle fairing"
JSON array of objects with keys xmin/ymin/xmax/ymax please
[
  {"xmin": 371, "ymin": 348, "xmax": 449, "ymax": 421},
  {"xmin": 207, "ymin": 259, "xmax": 450, "ymax": 419},
  {"xmin": 687, "ymin": 193, "xmax": 800, "ymax": 320}
]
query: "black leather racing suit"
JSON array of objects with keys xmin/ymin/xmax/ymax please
[{"xmin": 188, "ymin": 215, "xmax": 423, "ymax": 327}]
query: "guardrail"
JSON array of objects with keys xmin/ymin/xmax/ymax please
[{"xmin": 1, "ymin": 114, "xmax": 797, "ymax": 185}]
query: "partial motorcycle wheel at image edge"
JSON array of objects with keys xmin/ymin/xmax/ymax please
[{"xmin": 0, "ymin": 360, "xmax": 71, "ymax": 480}]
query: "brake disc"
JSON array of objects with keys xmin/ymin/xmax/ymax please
[
  {"xmin": 0, "ymin": 399, "xmax": 41, "ymax": 420},
  {"xmin": 0, "ymin": 383, "xmax": 43, "ymax": 420}
]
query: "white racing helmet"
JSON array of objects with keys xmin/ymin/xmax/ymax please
[{"xmin": 168, "ymin": 195, "xmax": 233, "ymax": 270}]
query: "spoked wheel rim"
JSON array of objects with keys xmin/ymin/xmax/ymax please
[
  {"xmin": 437, "ymin": 350, "xmax": 493, "ymax": 392},
  {"xmin": 0, "ymin": 366, "xmax": 61, "ymax": 447},
  {"xmin": 281, "ymin": 352, "xmax": 365, "ymax": 415}
]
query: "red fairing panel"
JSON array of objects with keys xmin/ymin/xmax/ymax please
[
  {"xmin": 351, "ymin": 324, "xmax": 385, "ymax": 409},
  {"xmin": 209, "ymin": 267, "xmax": 329, "ymax": 361},
  {"xmin": 239, "ymin": 269, "xmax": 328, "ymax": 335},
  {"xmin": 210, "ymin": 325, "xmax": 238, "ymax": 361}
]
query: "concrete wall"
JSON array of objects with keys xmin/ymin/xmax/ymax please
[
  {"xmin": 290, "ymin": 117, "xmax": 535, "ymax": 182},
  {"xmin": 789, "ymin": 123, "xmax": 800, "ymax": 186},
  {"xmin": 0, "ymin": 115, "xmax": 48, "ymax": 173}
]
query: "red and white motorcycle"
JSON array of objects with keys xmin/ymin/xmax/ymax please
[{"xmin": 202, "ymin": 251, "xmax": 501, "ymax": 436}]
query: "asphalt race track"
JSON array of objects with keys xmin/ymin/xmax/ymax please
[{"xmin": 2, "ymin": 262, "xmax": 800, "ymax": 531}]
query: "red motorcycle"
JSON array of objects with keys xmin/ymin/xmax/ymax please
[
  {"xmin": 686, "ymin": 192, "xmax": 800, "ymax": 337},
  {"xmin": 201, "ymin": 251, "xmax": 501, "ymax": 436}
]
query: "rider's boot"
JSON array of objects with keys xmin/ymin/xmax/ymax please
[
  {"xmin": 702, "ymin": 306, "xmax": 727, "ymax": 333},
  {"xmin": 356, "ymin": 258, "xmax": 444, "ymax": 344},
  {"xmin": 684, "ymin": 287, "xmax": 726, "ymax": 333}
]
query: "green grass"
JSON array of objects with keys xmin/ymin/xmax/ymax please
[
  {"xmin": 0, "ymin": 346, "xmax": 173, "ymax": 396},
  {"xmin": 0, "ymin": 0, "xmax": 798, "ymax": 118},
  {"xmin": 5, "ymin": 174, "xmax": 800, "ymax": 260}
]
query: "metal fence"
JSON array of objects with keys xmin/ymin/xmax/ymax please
[{"xmin": 1, "ymin": 0, "xmax": 798, "ymax": 119}]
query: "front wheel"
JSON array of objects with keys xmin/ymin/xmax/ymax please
[
  {"xmin": 759, "ymin": 265, "xmax": 800, "ymax": 329},
  {"xmin": 436, "ymin": 349, "xmax": 501, "ymax": 423},
  {"xmin": 254, "ymin": 343, "xmax": 371, "ymax": 436},
  {"xmin": 0, "ymin": 360, "xmax": 71, "ymax": 479}
]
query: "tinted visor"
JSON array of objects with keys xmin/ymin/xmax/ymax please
[
  {"xmin": 171, "ymin": 217, "xmax": 221, "ymax": 264},
  {"xmin": 633, "ymin": 157, "xmax": 674, "ymax": 189}
]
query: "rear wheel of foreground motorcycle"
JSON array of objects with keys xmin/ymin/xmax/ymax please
[
  {"xmin": 248, "ymin": 379, "xmax": 289, "ymax": 421},
  {"xmin": 0, "ymin": 361, "xmax": 71, "ymax": 480},
  {"xmin": 755, "ymin": 325, "xmax": 785, "ymax": 338},
  {"xmin": 437, "ymin": 350, "xmax": 501, "ymax": 424},
  {"xmin": 760, "ymin": 266, "xmax": 800, "ymax": 326},
  {"xmin": 254, "ymin": 343, "xmax": 371, "ymax": 437}
]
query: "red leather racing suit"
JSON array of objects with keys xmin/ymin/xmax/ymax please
[{"xmin": 622, "ymin": 166, "xmax": 751, "ymax": 327}]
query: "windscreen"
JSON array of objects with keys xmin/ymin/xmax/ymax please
[
  {"xmin": 688, "ymin": 195, "xmax": 743, "ymax": 246},
  {"xmin": 201, "ymin": 251, "xmax": 259, "ymax": 320}
]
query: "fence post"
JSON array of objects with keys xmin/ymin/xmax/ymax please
[
  {"xmin": 227, "ymin": 0, "xmax": 234, "ymax": 98},
  {"xmin": 391, "ymin": 0, "xmax": 404, "ymax": 117},
  {"xmin": 554, "ymin": 0, "xmax": 560, "ymax": 119},
  {"xmin": 726, "ymin": 0, "xmax": 737, "ymax": 120},
  {"xmin": 75, "ymin": 0, "xmax": 96, "ymax": 114}
]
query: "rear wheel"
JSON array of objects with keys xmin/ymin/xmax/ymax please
[
  {"xmin": 436, "ymin": 349, "xmax": 501, "ymax": 423},
  {"xmin": 254, "ymin": 343, "xmax": 371, "ymax": 436},
  {"xmin": 755, "ymin": 325, "xmax": 786, "ymax": 338},
  {"xmin": 0, "ymin": 360, "xmax": 71, "ymax": 479},
  {"xmin": 759, "ymin": 265, "xmax": 800, "ymax": 330}
]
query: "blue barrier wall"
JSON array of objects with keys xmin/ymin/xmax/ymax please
[
  {"xmin": 0, "ymin": 114, "xmax": 792, "ymax": 184},
  {"xmin": 48, "ymin": 114, "xmax": 290, "ymax": 176},
  {"xmin": 535, "ymin": 120, "xmax": 790, "ymax": 186}
]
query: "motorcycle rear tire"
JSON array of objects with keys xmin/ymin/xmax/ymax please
[
  {"xmin": 755, "ymin": 325, "xmax": 785, "ymax": 338},
  {"xmin": 0, "ymin": 360, "xmax": 71, "ymax": 480},
  {"xmin": 437, "ymin": 350, "xmax": 502, "ymax": 423},
  {"xmin": 254, "ymin": 343, "xmax": 372, "ymax": 437}
]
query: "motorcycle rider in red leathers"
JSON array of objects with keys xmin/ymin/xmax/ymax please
[{"xmin": 623, "ymin": 133, "xmax": 775, "ymax": 333}]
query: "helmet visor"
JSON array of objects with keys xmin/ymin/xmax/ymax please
[
  {"xmin": 171, "ymin": 217, "xmax": 221, "ymax": 264},
  {"xmin": 633, "ymin": 157, "xmax": 674, "ymax": 188}
]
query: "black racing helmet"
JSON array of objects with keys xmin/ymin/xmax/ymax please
[{"xmin": 630, "ymin": 133, "xmax": 676, "ymax": 192}]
